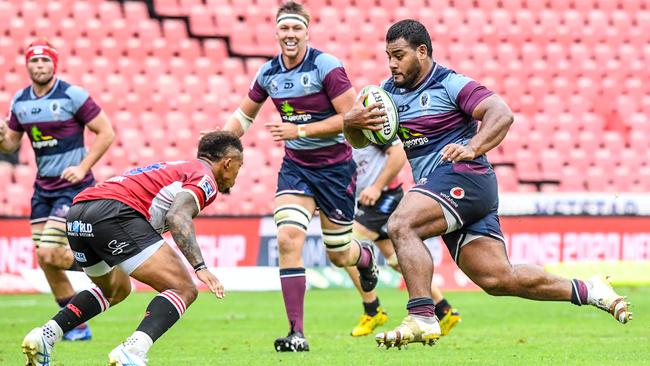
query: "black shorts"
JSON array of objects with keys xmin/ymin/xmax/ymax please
[
  {"xmin": 354, "ymin": 186, "xmax": 404, "ymax": 240},
  {"xmin": 66, "ymin": 199, "xmax": 163, "ymax": 276}
]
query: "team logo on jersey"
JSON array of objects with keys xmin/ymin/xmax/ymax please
[
  {"xmin": 450, "ymin": 187, "xmax": 465, "ymax": 199},
  {"xmin": 50, "ymin": 101, "xmax": 61, "ymax": 119},
  {"xmin": 198, "ymin": 175, "xmax": 217, "ymax": 200},
  {"xmin": 420, "ymin": 92, "xmax": 430, "ymax": 108},
  {"xmin": 30, "ymin": 126, "xmax": 58, "ymax": 149},
  {"xmin": 67, "ymin": 220, "xmax": 94, "ymax": 237},
  {"xmin": 269, "ymin": 79, "xmax": 279, "ymax": 95},
  {"xmin": 301, "ymin": 73, "xmax": 310, "ymax": 87}
]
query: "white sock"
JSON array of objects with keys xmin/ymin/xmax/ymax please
[
  {"xmin": 123, "ymin": 331, "xmax": 154, "ymax": 355},
  {"xmin": 412, "ymin": 314, "xmax": 437, "ymax": 324},
  {"xmin": 43, "ymin": 320, "xmax": 63, "ymax": 345}
]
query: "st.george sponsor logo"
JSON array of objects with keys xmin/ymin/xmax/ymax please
[
  {"xmin": 30, "ymin": 126, "xmax": 58, "ymax": 149},
  {"xmin": 67, "ymin": 220, "xmax": 94, "ymax": 237},
  {"xmin": 280, "ymin": 101, "xmax": 312, "ymax": 122}
]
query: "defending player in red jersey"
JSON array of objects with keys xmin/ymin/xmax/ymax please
[{"xmin": 21, "ymin": 131, "xmax": 243, "ymax": 366}]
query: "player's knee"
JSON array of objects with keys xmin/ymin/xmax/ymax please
[
  {"xmin": 386, "ymin": 212, "xmax": 410, "ymax": 242},
  {"xmin": 326, "ymin": 251, "xmax": 348, "ymax": 267},
  {"xmin": 178, "ymin": 284, "xmax": 198, "ymax": 306},
  {"xmin": 476, "ymin": 274, "xmax": 512, "ymax": 296},
  {"xmin": 322, "ymin": 226, "xmax": 353, "ymax": 256}
]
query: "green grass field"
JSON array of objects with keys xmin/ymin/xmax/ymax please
[{"xmin": 1, "ymin": 287, "xmax": 648, "ymax": 365}]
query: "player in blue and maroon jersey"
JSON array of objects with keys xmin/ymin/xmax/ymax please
[
  {"xmin": 222, "ymin": 1, "xmax": 379, "ymax": 352},
  {"xmin": 0, "ymin": 39, "xmax": 114, "ymax": 341},
  {"xmin": 344, "ymin": 20, "xmax": 631, "ymax": 348},
  {"xmin": 22, "ymin": 131, "xmax": 242, "ymax": 366}
]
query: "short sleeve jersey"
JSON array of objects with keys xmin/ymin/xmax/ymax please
[
  {"xmin": 8, "ymin": 79, "xmax": 101, "ymax": 190},
  {"xmin": 74, "ymin": 159, "xmax": 218, "ymax": 233},
  {"xmin": 380, "ymin": 64, "xmax": 494, "ymax": 181},
  {"xmin": 248, "ymin": 47, "xmax": 354, "ymax": 167}
]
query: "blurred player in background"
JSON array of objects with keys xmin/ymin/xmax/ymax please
[
  {"xmin": 344, "ymin": 20, "xmax": 632, "ymax": 348},
  {"xmin": 222, "ymin": 1, "xmax": 378, "ymax": 352},
  {"xmin": 0, "ymin": 39, "xmax": 114, "ymax": 341},
  {"xmin": 345, "ymin": 137, "xmax": 461, "ymax": 337},
  {"xmin": 22, "ymin": 131, "xmax": 242, "ymax": 366}
]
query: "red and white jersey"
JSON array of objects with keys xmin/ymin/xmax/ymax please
[{"xmin": 74, "ymin": 159, "xmax": 218, "ymax": 233}]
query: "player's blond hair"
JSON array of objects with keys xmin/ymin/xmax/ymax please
[{"xmin": 276, "ymin": 1, "xmax": 310, "ymax": 25}]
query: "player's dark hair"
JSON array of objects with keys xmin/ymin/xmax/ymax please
[
  {"xmin": 386, "ymin": 19, "xmax": 432, "ymax": 57},
  {"xmin": 197, "ymin": 131, "xmax": 243, "ymax": 162},
  {"xmin": 276, "ymin": 1, "xmax": 311, "ymax": 24}
]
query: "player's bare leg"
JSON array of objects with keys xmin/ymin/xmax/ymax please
[
  {"xmin": 458, "ymin": 237, "xmax": 631, "ymax": 323},
  {"xmin": 375, "ymin": 193, "xmax": 449, "ymax": 348},
  {"xmin": 273, "ymin": 194, "xmax": 315, "ymax": 352},
  {"xmin": 33, "ymin": 221, "xmax": 92, "ymax": 341}
]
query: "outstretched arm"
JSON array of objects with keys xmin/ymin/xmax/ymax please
[
  {"xmin": 166, "ymin": 191, "xmax": 224, "ymax": 298},
  {"xmin": 223, "ymin": 96, "xmax": 264, "ymax": 137}
]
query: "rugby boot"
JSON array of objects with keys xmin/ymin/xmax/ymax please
[
  {"xmin": 22, "ymin": 327, "xmax": 53, "ymax": 366},
  {"xmin": 439, "ymin": 308, "xmax": 461, "ymax": 336},
  {"xmin": 351, "ymin": 307, "xmax": 388, "ymax": 337},
  {"xmin": 274, "ymin": 331, "xmax": 309, "ymax": 352},
  {"xmin": 108, "ymin": 343, "xmax": 148, "ymax": 366},
  {"xmin": 375, "ymin": 315, "xmax": 440, "ymax": 349},
  {"xmin": 586, "ymin": 275, "xmax": 632, "ymax": 324}
]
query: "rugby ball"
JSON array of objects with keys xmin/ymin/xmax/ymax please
[{"xmin": 360, "ymin": 85, "xmax": 399, "ymax": 145}]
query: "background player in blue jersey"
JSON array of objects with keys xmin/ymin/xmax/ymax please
[
  {"xmin": 0, "ymin": 39, "xmax": 114, "ymax": 341},
  {"xmin": 345, "ymin": 138, "xmax": 460, "ymax": 338},
  {"xmin": 344, "ymin": 20, "xmax": 631, "ymax": 348},
  {"xmin": 222, "ymin": 1, "xmax": 379, "ymax": 352}
]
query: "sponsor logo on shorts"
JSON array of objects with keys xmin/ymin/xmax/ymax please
[
  {"xmin": 450, "ymin": 187, "xmax": 465, "ymax": 199},
  {"xmin": 53, "ymin": 204, "xmax": 70, "ymax": 218},
  {"xmin": 108, "ymin": 240, "xmax": 130, "ymax": 255},
  {"xmin": 67, "ymin": 220, "xmax": 94, "ymax": 237},
  {"xmin": 198, "ymin": 175, "xmax": 217, "ymax": 200},
  {"xmin": 439, "ymin": 192, "xmax": 459, "ymax": 208},
  {"xmin": 73, "ymin": 251, "xmax": 87, "ymax": 262}
]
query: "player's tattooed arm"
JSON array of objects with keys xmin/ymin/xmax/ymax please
[{"xmin": 165, "ymin": 191, "xmax": 204, "ymax": 267}]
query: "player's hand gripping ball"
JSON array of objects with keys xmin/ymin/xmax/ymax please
[{"xmin": 360, "ymin": 85, "xmax": 399, "ymax": 145}]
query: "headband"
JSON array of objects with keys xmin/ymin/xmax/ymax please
[{"xmin": 277, "ymin": 13, "xmax": 309, "ymax": 28}]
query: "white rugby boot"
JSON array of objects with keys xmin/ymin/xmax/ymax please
[
  {"xmin": 108, "ymin": 344, "xmax": 148, "ymax": 366},
  {"xmin": 375, "ymin": 315, "xmax": 441, "ymax": 349},
  {"xmin": 22, "ymin": 327, "xmax": 53, "ymax": 366},
  {"xmin": 586, "ymin": 275, "xmax": 632, "ymax": 324}
]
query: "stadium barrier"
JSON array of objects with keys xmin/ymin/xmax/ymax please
[{"xmin": 1, "ymin": 215, "xmax": 649, "ymax": 293}]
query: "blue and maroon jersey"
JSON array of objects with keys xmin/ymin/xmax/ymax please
[
  {"xmin": 381, "ymin": 64, "xmax": 494, "ymax": 181},
  {"xmin": 248, "ymin": 47, "xmax": 353, "ymax": 167},
  {"xmin": 8, "ymin": 79, "xmax": 101, "ymax": 190}
]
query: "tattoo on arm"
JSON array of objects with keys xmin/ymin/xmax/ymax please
[{"xmin": 165, "ymin": 192, "xmax": 204, "ymax": 267}]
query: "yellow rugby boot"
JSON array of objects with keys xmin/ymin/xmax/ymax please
[
  {"xmin": 439, "ymin": 308, "xmax": 461, "ymax": 336},
  {"xmin": 351, "ymin": 308, "xmax": 388, "ymax": 337},
  {"xmin": 375, "ymin": 315, "xmax": 440, "ymax": 349}
]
